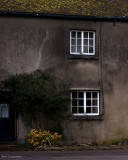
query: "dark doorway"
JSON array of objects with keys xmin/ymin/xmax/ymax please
[{"xmin": 0, "ymin": 104, "xmax": 16, "ymax": 142}]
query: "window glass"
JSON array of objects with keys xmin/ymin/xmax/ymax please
[
  {"xmin": 93, "ymin": 107, "xmax": 98, "ymax": 113},
  {"xmin": 72, "ymin": 32, "xmax": 76, "ymax": 38},
  {"xmin": 79, "ymin": 107, "xmax": 84, "ymax": 113},
  {"xmin": 72, "ymin": 99, "xmax": 77, "ymax": 106},
  {"xmin": 71, "ymin": 39, "xmax": 76, "ymax": 45},
  {"xmin": 92, "ymin": 92, "xmax": 97, "ymax": 98},
  {"xmin": 93, "ymin": 100, "xmax": 97, "ymax": 106},
  {"xmin": 72, "ymin": 92, "xmax": 77, "ymax": 98},
  {"xmin": 86, "ymin": 92, "xmax": 91, "ymax": 98},
  {"xmin": 77, "ymin": 39, "xmax": 81, "ymax": 45},
  {"xmin": 84, "ymin": 39, "xmax": 88, "ymax": 45},
  {"xmin": 77, "ymin": 32, "xmax": 81, "ymax": 38},
  {"xmin": 78, "ymin": 100, "xmax": 84, "ymax": 106},
  {"xmin": 71, "ymin": 46, "xmax": 76, "ymax": 53},
  {"xmin": 72, "ymin": 107, "xmax": 77, "ymax": 113},
  {"xmin": 84, "ymin": 32, "xmax": 88, "ymax": 38},
  {"xmin": 77, "ymin": 46, "xmax": 81, "ymax": 53},
  {"xmin": 78, "ymin": 92, "xmax": 84, "ymax": 98},
  {"xmin": 86, "ymin": 107, "xmax": 91, "ymax": 113},
  {"xmin": 84, "ymin": 46, "xmax": 88, "ymax": 53},
  {"xmin": 89, "ymin": 39, "xmax": 93, "ymax": 46},
  {"xmin": 89, "ymin": 32, "xmax": 93, "ymax": 38},
  {"xmin": 0, "ymin": 104, "xmax": 9, "ymax": 118},
  {"xmin": 89, "ymin": 47, "xmax": 93, "ymax": 53},
  {"xmin": 86, "ymin": 100, "xmax": 91, "ymax": 106}
]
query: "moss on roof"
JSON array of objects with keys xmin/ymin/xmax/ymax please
[{"xmin": 0, "ymin": 0, "xmax": 128, "ymax": 17}]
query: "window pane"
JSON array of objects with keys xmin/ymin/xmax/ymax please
[
  {"xmin": 83, "ymin": 46, "xmax": 88, "ymax": 53},
  {"xmin": 89, "ymin": 47, "xmax": 93, "ymax": 53},
  {"xmin": 72, "ymin": 99, "xmax": 77, "ymax": 106},
  {"xmin": 71, "ymin": 39, "xmax": 76, "ymax": 45},
  {"xmin": 78, "ymin": 92, "xmax": 84, "ymax": 98},
  {"xmin": 79, "ymin": 107, "xmax": 84, "ymax": 113},
  {"xmin": 89, "ymin": 32, "xmax": 93, "ymax": 38},
  {"xmin": 78, "ymin": 100, "xmax": 84, "ymax": 106},
  {"xmin": 86, "ymin": 92, "xmax": 91, "ymax": 98},
  {"xmin": 86, "ymin": 107, "xmax": 91, "ymax": 113},
  {"xmin": 93, "ymin": 100, "xmax": 97, "ymax": 106},
  {"xmin": 71, "ymin": 32, "xmax": 76, "ymax": 38},
  {"xmin": 77, "ymin": 32, "xmax": 81, "ymax": 38},
  {"xmin": 77, "ymin": 46, "xmax": 81, "ymax": 53},
  {"xmin": 72, "ymin": 107, "xmax": 77, "ymax": 113},
  {"xmin": 84, "ymin": 32, "xmax": 88, "ymax": 38},
  {"xmin": 92, "ymin": 92, "xmax": 97, "ymax": 98},
  {"xmin": 71, "ymin": 46, "xmax": 76, "ymax": 53},
  {"xmin": 86, "ymin": 100, "xmax": 91, "ymax": 106},
  {"xmin": 92, "ymin": 107, "xmax": 98, "ymax": 113},
  {"xmin": 84, "ymin": 39, "xmax": 88, "ymax": 45},
  {"xmin": 89, "ymin": 39, "xmax": 93, "ymax": 46},
  {"xmin": 72, "ymin": 92, "xmax": 77, "ymax": 98},
  {"xmin": 0, "ymin": 104, "xmax": 9, "ymax": 118},
  {"xmin": 77, "ymin": 39, "xmax": 81, "ymax": 45}
]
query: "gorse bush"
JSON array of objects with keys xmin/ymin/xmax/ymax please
[
  {"xmin": 0, "ymin": 70, "xmax": 70, "ymax": 134},
  {"xmin": 28, "ymin": 129, "xmax": 62, "ymax": 147}
]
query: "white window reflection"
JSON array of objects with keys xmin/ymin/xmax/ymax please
[{"xmin": 0, "ymin": 104, "xmax": 9, "ymax": 118}]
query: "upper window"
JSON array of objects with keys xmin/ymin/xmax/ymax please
[
  {"xmin": 71, "ymin": 91, "xmax": 99, "ymax": 116},
  {"xmin": 70, "ymin": 30, "xmax": 95, "ymax": 55}
]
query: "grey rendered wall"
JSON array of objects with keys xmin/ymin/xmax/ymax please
[{"xmin": 0, "ymin": 16, "xmax": 128, "ymax": 143}]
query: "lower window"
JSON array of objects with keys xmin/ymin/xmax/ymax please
[{"xmin": 71, "ymin": 91, "xmax": 99, "ymax": 116}]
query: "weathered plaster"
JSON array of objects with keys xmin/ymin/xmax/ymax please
[{"xmin": 0, "ymin": 16, "xmax": 128, "ymax": 143}]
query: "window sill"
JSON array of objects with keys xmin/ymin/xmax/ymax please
[
  {"xmin": 69, "ymin": 115, "xmax": 103, "ymax": 121},
  {"xmin": 69, "ymin": 55, "xmax": 99, "ymax": 60}
]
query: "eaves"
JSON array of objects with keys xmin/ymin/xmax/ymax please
[{"xmin": 0, "ymin": 11, "xmax": 128, "ymax": 23}]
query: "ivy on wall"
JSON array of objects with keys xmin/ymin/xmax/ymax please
[{"xmin": 0, "ymin": 70, "xmax": 70, "ymax": 134}]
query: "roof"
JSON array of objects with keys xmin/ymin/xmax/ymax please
[{"xmin": 0, "ymin": 0, "xmax": 128, "ymax": 18}]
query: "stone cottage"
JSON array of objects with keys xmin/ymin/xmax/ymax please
[{"xmin": 0, "ymin": 0, "xmax": 128, "ymax": 144}]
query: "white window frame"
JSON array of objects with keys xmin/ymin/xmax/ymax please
[
  {"xmin": 70, "ymin": 30, "xmax": 95, "ymax": 55},
  {"xmin": 71, "ymin": 91, "xmax": 99, "ymax": 116}
]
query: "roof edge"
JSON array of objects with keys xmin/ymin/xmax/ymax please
[{"xmin": 0, "ymin": 11, "xmax": 128, "ymax": 22}]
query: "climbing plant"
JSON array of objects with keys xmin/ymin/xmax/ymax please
[{"xmin": 0, "ymin": 70, "xmax": 69, "ymax": 134}]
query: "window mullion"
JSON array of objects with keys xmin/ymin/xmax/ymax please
[
  {"xmin": 98, "ymin": 92, "xmax": 99, "ymax": 115},
  {"xmin": 91, "ymin": 92, "xmax": 93, "ymax": 114},
  {"xmin": 70, "ymin": 92, "xmax": 72, "ymax": 114},
  {"xmin": 77, "ymin": 31, "xmax": 78, "ymax": 54},
  {"xmin": 70, "ymin": 31, "xmax": 72, "ymax": 54},
  {"xmin": 94, "ymin": 32, "xmax": 95, "ymax": 55},
  {"xmin": 81, "ymin": 31, "xmax": 83, "ymax": 54},
  {"xmin": 84, "ymin": 91, "xmax": 86, "ymax": 114},
  {"xmin": 77, "ymin": 91, "xmax": 78, "ymax": 114},
  {"xmin": 88, "ymin": 32, "xmax": 89, "ymax": 54}
]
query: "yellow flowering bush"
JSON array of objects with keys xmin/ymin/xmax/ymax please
[{"xmin": 28, "ymin": 129, "xmax": 62, "ymax": 147}]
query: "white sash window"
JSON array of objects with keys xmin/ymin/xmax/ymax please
[{"xmin": 70, "ymin": 30, "xmax": 95, "ymax": 55}]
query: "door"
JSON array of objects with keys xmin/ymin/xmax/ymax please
[{"xmin": 0, "ymin": 104, "xmax": 16, "ymax": 141}]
